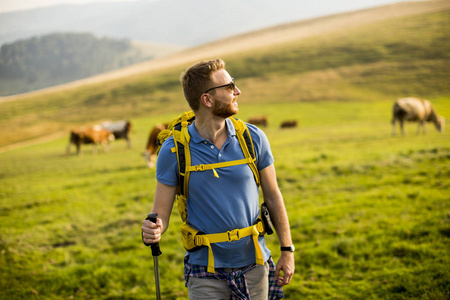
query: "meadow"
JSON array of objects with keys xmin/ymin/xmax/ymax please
[
  {"xmin": 1, "ymin": 99, "xmax": 449, "ymax": 299},
  {"xmin": 1, "ymin": 4, "xmax": 450, "ymax": 299}
]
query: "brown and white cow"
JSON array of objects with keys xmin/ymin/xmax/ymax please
[
  {"xmin": 280, "ymin": 120, "xmax": 298, "ymax": 129},
  {"xmin": 247, "ymin": 116, "xmax": 268, "ymax": 127},
  {"xmin": 101, "ymin": 120, "xmax": 132, "ymax": 148},
  {"xmin": 392, "ymin": 97, "xmax": 445, "ymax": 136},
  {"xmin": 66, "ymin": 126, "xmax": 115, "ymax": 155},
  {"xmin": 143, "ymin": 123, "xmax": 167, "ymax": 168}
]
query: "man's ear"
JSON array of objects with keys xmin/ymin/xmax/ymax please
[{"xmin": 201, "ymin": 93, "xmax": 213, "ymax": 108}]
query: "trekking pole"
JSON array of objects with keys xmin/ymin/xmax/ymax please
[{"xmin": 146, "ymin": 213, "xmax": 162, "ymax": 300}]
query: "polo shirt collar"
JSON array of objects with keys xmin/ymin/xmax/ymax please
[{"xmin": 189, "ymin": 118, "xmax": 236, "ymax": 144}]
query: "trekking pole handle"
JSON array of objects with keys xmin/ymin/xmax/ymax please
[{"xmin": 146, "ymin": 213, "xmax": 162, "ymax": 256}]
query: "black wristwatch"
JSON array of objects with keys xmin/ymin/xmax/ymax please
[{"xmin": 281, "ymin": 244, "xmax": 295, "ymax": 252}]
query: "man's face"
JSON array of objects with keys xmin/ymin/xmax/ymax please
[{"xmin": 209, "ymin": 69, "xmax": 241, "ymax": 118}]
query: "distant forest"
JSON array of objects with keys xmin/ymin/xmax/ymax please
[{"xmin": 0, "ymin": 33, "xmax": 151, "ymax": 96}]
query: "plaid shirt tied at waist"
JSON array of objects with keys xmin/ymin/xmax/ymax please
[{"xmin": 184, "ymin": 255, "xmax": 284, "ymax": 300}]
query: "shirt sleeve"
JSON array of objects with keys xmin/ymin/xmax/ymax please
[
  {"xmin": 246, "ymin": 123, "xmax": 274, "ymax": 171},
  {"xmin": 155, "ymin": 137, "xmax": 179, "ymax": 186}
]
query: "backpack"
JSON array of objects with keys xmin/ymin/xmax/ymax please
[{"xmin": 156, "ymin": 111, "xmax": 269, "ymax": 273}]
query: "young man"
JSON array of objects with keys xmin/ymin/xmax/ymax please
[{"xmin": 142, "ymin": 58, "xmax": 295, "ymax": 299}]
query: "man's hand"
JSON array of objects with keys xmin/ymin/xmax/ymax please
[
  {"xmin": 141, "ymin": 217, "xmax": 163, "ymax": 244},
  {"xmin": 275, "ymin": 251, "xmax": 295, "ymax": 286}
]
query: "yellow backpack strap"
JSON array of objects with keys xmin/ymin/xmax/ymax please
[
  {"xmin": 229, "ymin": 118, "xmax": 260, "ymax": 186},
  {"xmin": 192, "ymin": 222, "xmax": 265, "ymax": 273},
  {"xmin": 181, "ymin": 117, "xmax": 260, "ymax": 183},
  {"xmin": 173, "ymin": 111, "xmax": 195, "ymax": 199},
  {"xmin": 186, "ymin": 157, "xmax": 254, "ymax": 178}
]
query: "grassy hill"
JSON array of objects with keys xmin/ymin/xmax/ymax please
[
  {"xmin": 0, "ymin": 1, "xmax": 449, "ymax": 299},
  {"xmin": 0, "ymin": 0, "xmax": 449, "ymax": 149}
]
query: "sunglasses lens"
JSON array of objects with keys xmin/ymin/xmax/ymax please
[{"xmin": 229, "ymin": 81, "xmax": 236, "ymax": 91}]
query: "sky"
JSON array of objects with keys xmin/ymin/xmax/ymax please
[
  {"xmin": 0, "ymin": 0, "xmax": 416, "ymax": 14},
  {"xmin": 0, "ymin": 0, "xmax": 139, "ymax": 13}
]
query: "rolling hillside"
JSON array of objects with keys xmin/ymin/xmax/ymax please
[
  {"xmin": 1, "ymin": 1, "xmax": 449, "ymax": 298},
  {"xmin": 0, "ymin": 0, "xmax": 449, "ymax": 149}
]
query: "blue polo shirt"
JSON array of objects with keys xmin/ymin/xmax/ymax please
[{"xmin": 156, "ymin": 118, "xmax": 274, "ymax": 268}]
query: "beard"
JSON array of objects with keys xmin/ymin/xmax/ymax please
[{"xmin": 212, "ymin": 98, "xmax": 239, "ymax": 118}]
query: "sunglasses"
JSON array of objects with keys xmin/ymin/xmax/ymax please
[{"xmin": 204, "ymin": 78, "xmax": 236, "ymax": 94}]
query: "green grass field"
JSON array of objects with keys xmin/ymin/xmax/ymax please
[
  {"xmin": 1, "ymin": 6, "xmax": 450, "ymax": 299},
  {"xmin": 1, "ymin": 99, "xmax": 449, "ymax": 299}
]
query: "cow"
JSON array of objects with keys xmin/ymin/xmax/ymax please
[
  {"xmin": 392, "ymin": 97, "xmax": 445, "ymax": 136},
  {"xmin": 280, "ymin": 120, "xmax": 298, "ymax": 129},
  {"xmin": 143, "ymin": 123, "xmax": 167, "ymax": 168},
  {"xmin": 247, "ymin": 115, "xmax": 268, "ymax": 127},
  {"xmin": 100, "ymin": 120, "xmax": 132, "ymax": 148},
  {"xmin": 66, "ymin": 126, "xmax": 115, "ymax": 155}
]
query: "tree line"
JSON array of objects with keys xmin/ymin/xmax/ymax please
[{"xmin": 0, "ymin": 33, "xmax": 147, "ymax": 96}]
